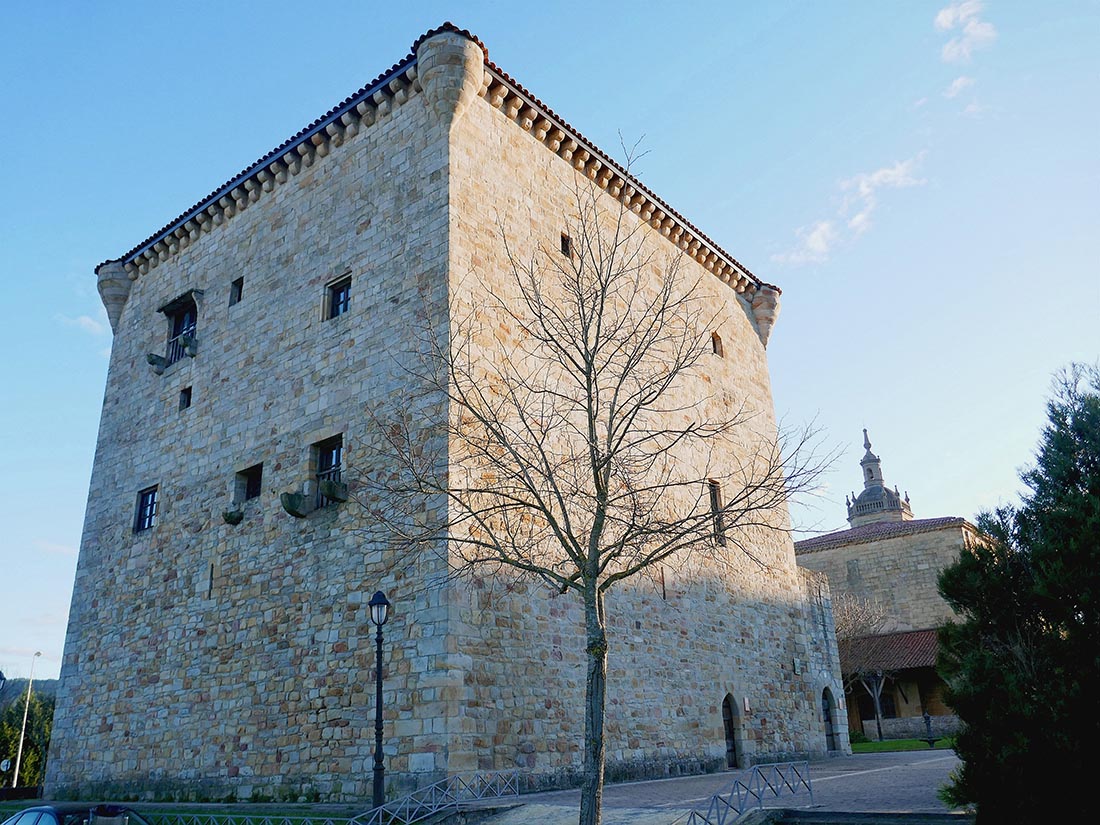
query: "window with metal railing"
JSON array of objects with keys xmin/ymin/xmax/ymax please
[
  {"xmin": 315, "ymin": 435, "xmax": 343, "ymax": 508},
  {"xmin": 165, "ymin": 299, "xmax": 197, "ymax": 365}
]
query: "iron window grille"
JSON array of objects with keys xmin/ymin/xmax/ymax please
[
  {"xmin": 135, "ymin": 485, "xmax": 159, "ymax": 532},
  {"xmin": 166, "ymin": 300, "xmax": 197, "ymax": 365},
  {"xmin": 315, "ymin": 435, "xmax": 343, "ymax": 508}
]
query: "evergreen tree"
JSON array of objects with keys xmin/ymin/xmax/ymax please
[
  {"xmin": 938, "ymin": 364, "xmax": 1099, "ymax": 823},
  {"xmin": 0, "ymin": 691, "xmax": 55, "ymax": 788}
]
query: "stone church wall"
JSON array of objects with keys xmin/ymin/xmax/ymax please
[{"xmin": 796, "ymin": 526, "xmax": 968, "ymax": 631}]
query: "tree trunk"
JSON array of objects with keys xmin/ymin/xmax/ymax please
[
  {"xmin": 867, "ymin": 671, "xmax": 885, "ymax": 741},
  {"xmin": 579, "ymin": 586, "xmax": 608, "ymax": 825}
]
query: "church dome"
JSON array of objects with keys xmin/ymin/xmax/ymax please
[{"xmin": 846, "ymin": 430, "xmax": 913, "ymax": 528}]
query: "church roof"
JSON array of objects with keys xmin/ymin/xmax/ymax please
[
  {"xmin": 839, "ymin": 628, "xmax": 939, "ymax": 672},
  {"xmin": 794, "ymin": 516, "xmax": 970, "ymax": 555},
  {"xmin": 97, "ymin": 23, "xmax": 772, "ymax": 298}
]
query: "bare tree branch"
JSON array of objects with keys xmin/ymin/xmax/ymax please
[{"xmin": 349, "ymin": 157, "xmax": 833, "ymax": 825}]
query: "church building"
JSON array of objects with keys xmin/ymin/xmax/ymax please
[{"xmin": 795, "ymin": 431, "xmax": 977, "ymax": 738}]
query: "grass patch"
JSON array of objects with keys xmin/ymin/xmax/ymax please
[{"xmin": 852, "ymin": 737, "xmax": 955, "ymax": 753}]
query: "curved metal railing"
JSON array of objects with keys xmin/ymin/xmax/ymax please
[
  {"xmin": 682, "ymin": 761, "xmax": 813, "ymax": 825},
  {"xmin": 350, "ymin": 769, "xmax": 520, "ymax": 825}
]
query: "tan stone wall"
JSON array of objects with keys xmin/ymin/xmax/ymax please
[
  {"xmin": 48, "ymin": 84, "xmax": 457, "ymax": 801},
  {"xmin": 48, "ymin": 31, "xmax": 847, "ymax": 802},
  {"xmin": 441, "ymin": 92, "xmax": 847, "ymax": 780},
  {"xmin": 796, "ymin": 526, "xmax": 968, "ymax": 631}
]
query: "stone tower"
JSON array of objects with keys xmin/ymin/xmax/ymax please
[
  {"xmin": 47, "ymin": 25, "xmax": 845, "ymax": 801},
  {"xmin": 846, "ymin": 430, "xmax": 913, "ymax": 528}
]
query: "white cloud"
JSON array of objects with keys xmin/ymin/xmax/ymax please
[
  {"xmin": 935, "ymin": 1, "xmax": 997, "ymax": 62},
  {"xmin": 774, "ymin": 154, "xmax": 927, "ymax": 265},
  {"xmin": 912, "ymin": 97, "xmax": 929, "ymax": 109},
  {"xmin": 771, "ymin": 220, "xmax": 838, "ymax": 265},
  {"xmin": 56, "ymin": 313, "xmax": 107, "ymax": 336},
  {"xmin": 840, "ymin": 154, "xmax": 927, "ymax": 236},
  {"xmin": 34, "ymin": 539, "xmax": 78, "ymax": 557},
  {"xmin": 963, "ymin": 101, "xmax": 989, "ymax": 117},
  {"xmin": 944, "ymin": 76, "xmax": 975, "ymax": 98},
  {"xmin": 935, "ymin": 0, "xmax": 984, "ymax": 31}
]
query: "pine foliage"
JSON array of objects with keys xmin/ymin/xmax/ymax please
[{"xmin": 937, "ymin": 364, "xmax": 1099, "ymax": 822}]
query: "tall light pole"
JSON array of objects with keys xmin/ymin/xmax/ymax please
[
  {"xmin": 13, "ymin": 651, "xmax": 42, "ymax": 788},
  {"xmin": 368, "ymin": 591, "xmax": 392, "ymax": 810}
]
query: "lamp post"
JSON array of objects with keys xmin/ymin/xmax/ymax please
[
  {"xmin": 13, "ymin": 651, "xmax": 41, "ymax": 789},
  {"xmin": 368, "ymin": 591, "xmax": 392, "ymax": 810}
]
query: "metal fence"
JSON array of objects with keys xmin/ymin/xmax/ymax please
[
  {"xmin": 143, "ymin": 772, "xmax": 519, "ymax": 825},
  {"xmin": 349, "ymin": 770, "xmax": 520, "ymax": 825},
  {"xmin": 681, "ymin": 761, "xmax": 813, "ymax": 825},
  {"xmin": 148, "ymin": 815, "xmax": 349, "ymax": 825}
]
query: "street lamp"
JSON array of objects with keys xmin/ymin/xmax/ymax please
[
  {"xmin": 368, "ymin": 591, "xmax": 392, "ymax": 810},
  {"xmin": 13, "ymin": 651, "xmax": 42, "ymax": 788}
]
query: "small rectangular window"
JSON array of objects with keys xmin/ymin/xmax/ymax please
[
  {"xmin": 326, "ymin": 276, "xmax": 352, "ymax": 320},
  {"xmin": 229, "ymin": 277, "xmax": 244, "ymax": 306},
  {"xmin": 560, "ymin": 233, "xmax": 573, "ymax": 258},
  {"xmin": 315, "ymin": 435, "xmax": 343, "ymax": 507},
  {"xmin": 135, "ymin": 485, "xmax": 159, "ymax": 532},
  {"xmin": 711, "ymin": 332, "xmax": 724, "ymax": 357},
  {"xmin": 709, "ymin": 480, "xmax": 726, "ymax": 546},
  {"xmin": 179, "ymin": 387, "xmax": 192, "ymax": 411},
  {"xmin": 236, "ymin": 463, "xmax": 263, "ymax": 502}
]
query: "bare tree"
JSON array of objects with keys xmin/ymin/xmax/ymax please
[
  {"xmin": 833, "ymin": 593, "xmax": 893, "ymax": 741},
  {"xmin": 833, "ymin": 592, "xmax": 891, "ymax": 642},
  {"xmin": 356, "ymin": 178, "xmax": 829, "ymax": 825}
]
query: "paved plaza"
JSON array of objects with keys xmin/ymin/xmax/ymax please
[{"xmin": 478, "ymin": 751, "xmax": 965, "ymax": 824}]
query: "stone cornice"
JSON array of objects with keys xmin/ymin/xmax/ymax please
[
  {"xmin": 100, "ymin": 45, "xmax": 427, "ymax": 279},
  {"xmin": 479, "ymin": 64, "xmax": 770, "ymax": 296},
  {"xmin": 97, "ymin": 22, "xmax": 777, "ymax": 305}
]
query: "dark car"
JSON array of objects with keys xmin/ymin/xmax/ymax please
[{"xmin": 1, "ymin": 806, "xmax": 153, "ymax": 825}]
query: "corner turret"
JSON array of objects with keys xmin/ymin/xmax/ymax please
[
  {"xmin": 415, "ymin": 24, "xmax": 487, "ymax": 130},
  {"xmin": 96, "ymin": 259, "xmax": 133, "ymax": 334}
]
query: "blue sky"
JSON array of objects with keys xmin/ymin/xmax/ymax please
[{"xmin": 1, "ymin": 1, "xmax": 1097, "ymax": 679}]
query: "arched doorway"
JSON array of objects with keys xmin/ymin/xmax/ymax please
[
  {"xmin": 822, "ymin": 688, "xmax": 838, "ymax": 752},
  {"xmin": 721, "ymin": 693, "xmax": 742, "ymax": 768}
]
